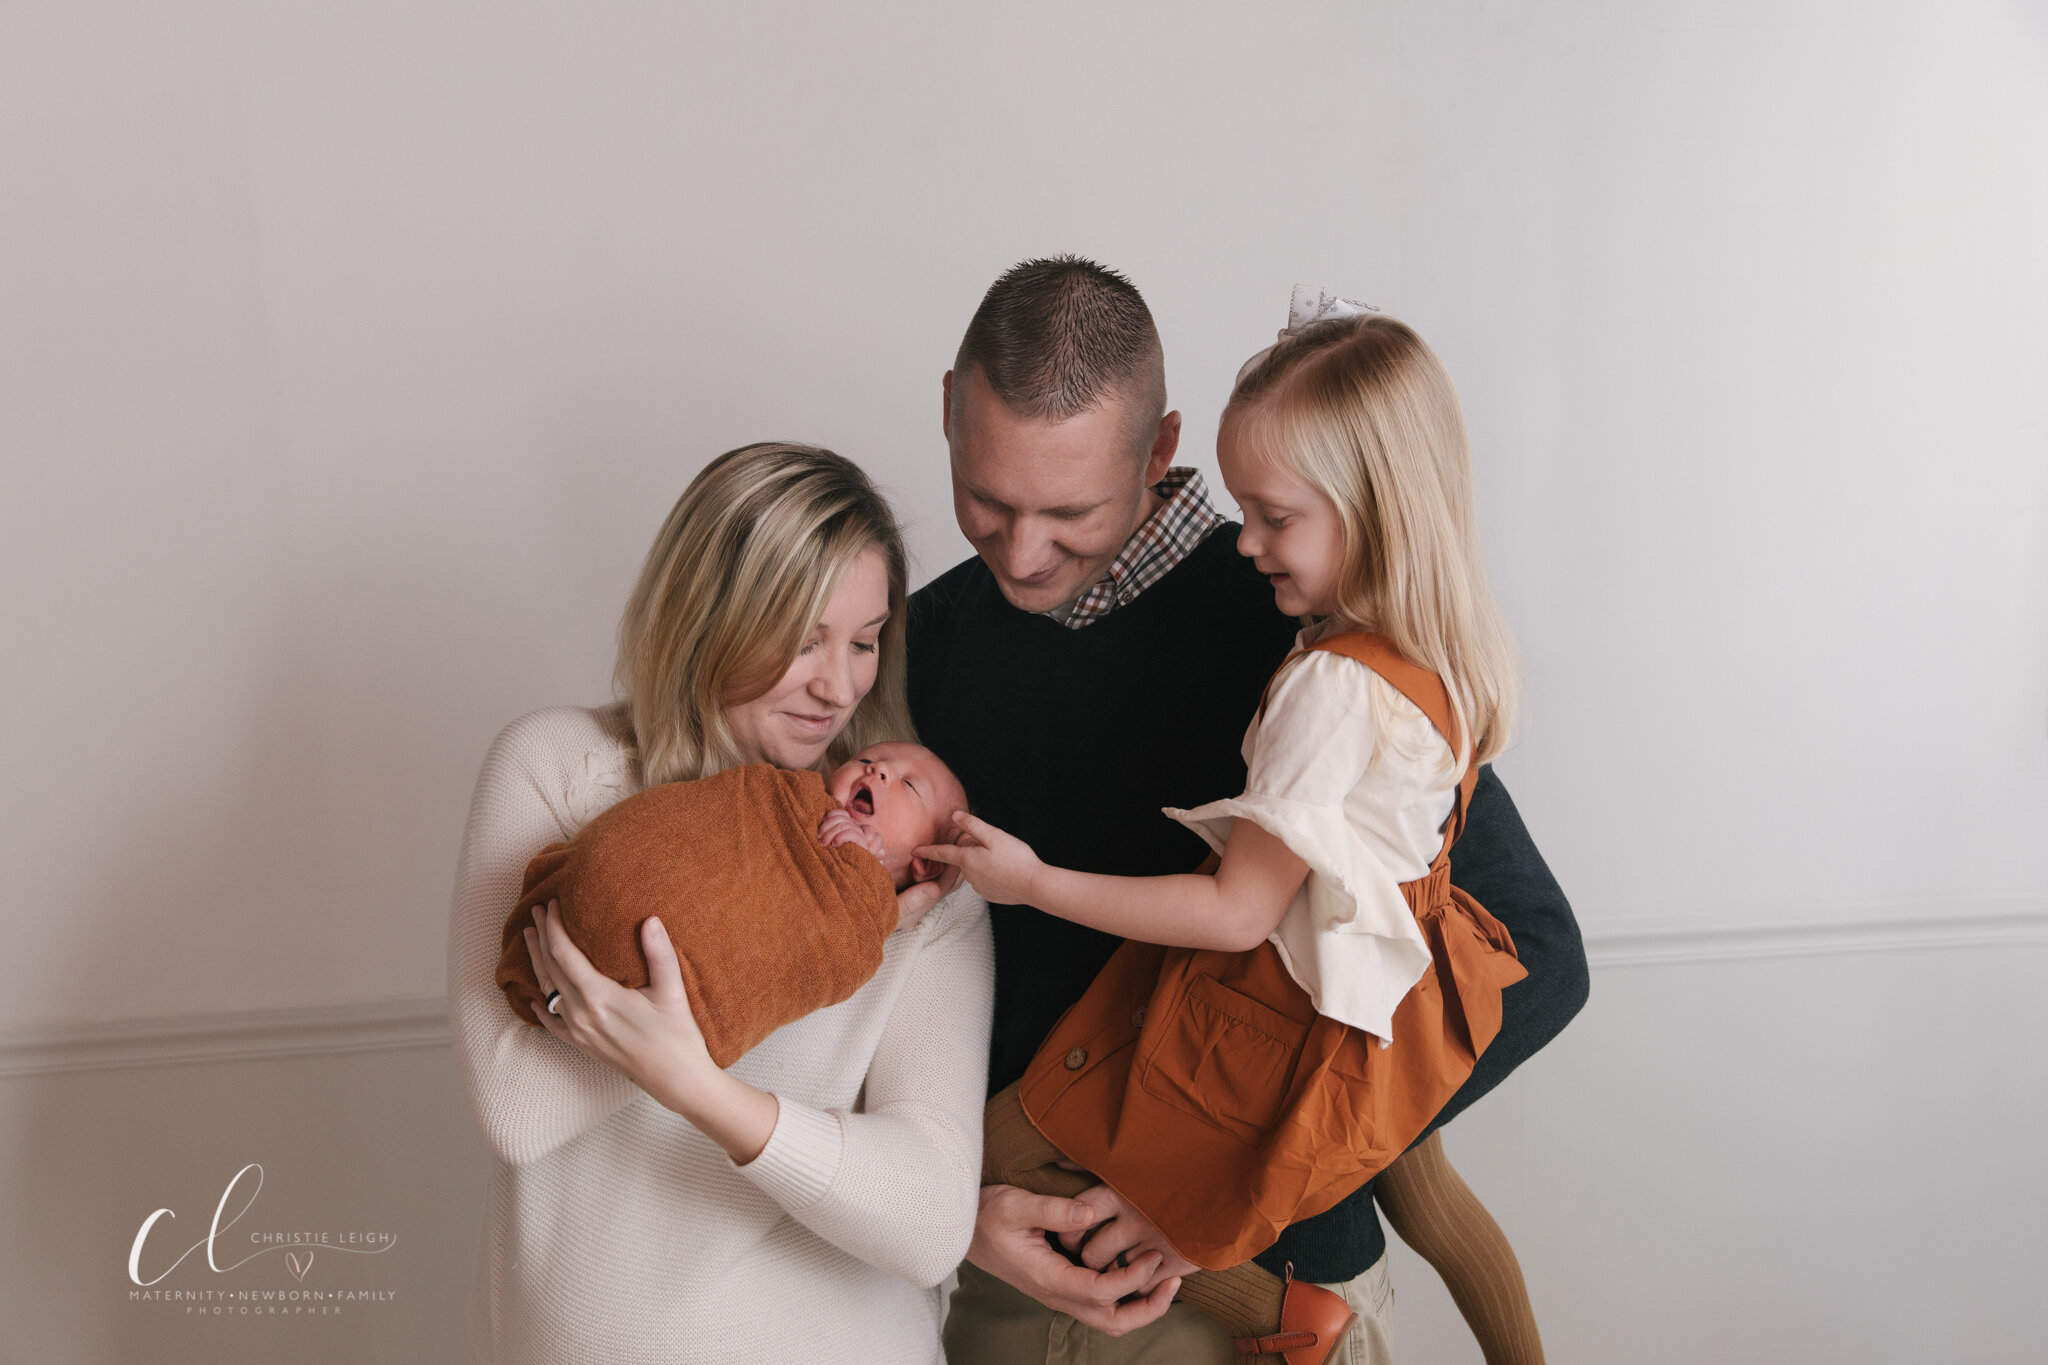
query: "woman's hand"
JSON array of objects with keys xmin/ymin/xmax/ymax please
[
  {"xmin": 525, "ymin": 902, "xmax": 779, "ymax": 1163},
  {"xmin": 893, "ymin": 878, "xmax": 944, "ymax": 932}
]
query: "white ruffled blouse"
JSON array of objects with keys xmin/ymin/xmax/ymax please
[{"xmin": 1164, "ymin": 633, "xmax": 1459, "ymax": 1044}]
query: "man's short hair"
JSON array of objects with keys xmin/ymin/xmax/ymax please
[{"xmin": 951, "ymin": 255, "xmax": 1167, "ymax": 450}]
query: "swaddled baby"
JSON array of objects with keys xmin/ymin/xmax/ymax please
[{"xmin": 496, "ymin": 741, "xmax": 967, "ymax": 1066}]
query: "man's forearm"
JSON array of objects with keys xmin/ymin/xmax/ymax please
[{"xmin": 1429, "ymin": 765, "xmax": 1589, "ymax": 1134}]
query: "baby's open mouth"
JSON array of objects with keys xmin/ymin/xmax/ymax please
[{"xmin": 849, "ymin": 781, "xmax": 875, "ymax": 817}]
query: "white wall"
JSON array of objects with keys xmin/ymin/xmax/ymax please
[{"xmin": 2, "ymin": 1, "xmax": 2043, "ymax": 1360}]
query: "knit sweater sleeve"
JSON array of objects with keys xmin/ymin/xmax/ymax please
[
  {"xmin": 731, "ymin": 885, "xmax": 995, "ymax": 1287},
  {"xmin": 446, "ymin": 708, "xmax": 643, "ymax": 1168}
]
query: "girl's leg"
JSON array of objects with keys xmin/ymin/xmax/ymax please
[
  {"xmin": 1169, "ymin": 1260, "xmax": 1285, "ymax": 1343},
  {"xmin": 1374, "ymin": 1131, "xmax": 1545, "ymax": 1365}
]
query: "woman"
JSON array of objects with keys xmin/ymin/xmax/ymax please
[{"xmin": 446, "ymin": 443, "xmax": 994, "ymax": 1365}]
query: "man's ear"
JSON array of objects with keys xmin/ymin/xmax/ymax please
[
  {"xmin": 941, "ymin": 370, "xmax": 954, "ymax": 438},
  {"xmin": 1144, "ymin": 409, "xmax": 1182, "ymax": 486}
]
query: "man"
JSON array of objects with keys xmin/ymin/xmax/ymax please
[{"xmin": 907, "ymin": 257, "xmax": 1588, "ymax": 1364}]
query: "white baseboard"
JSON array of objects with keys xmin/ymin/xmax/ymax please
[{"xmin": 2, "ymin": 901, "xmax": 2041, "ymax": 1077}]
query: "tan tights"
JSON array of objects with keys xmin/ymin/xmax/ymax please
[{"xmin": 982, "ymin": 1084, "xmax": 1544, "ymax": 1365}]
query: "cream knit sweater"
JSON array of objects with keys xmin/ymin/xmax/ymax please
[{"xmin": 447, "ymin": 706, "xmax": 993, "ymax": 1365}]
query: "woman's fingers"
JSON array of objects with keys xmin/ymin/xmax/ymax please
[
  {"xmin": 633, "ymin": 916, "xmax": 709, "ymax": 1056},
  {"xmin": 893, "ymin": 879, "xmax": 944, "ymax": 931},
  {"xmin": 524, "ymin": 909, "xmax": 552, "ymax": 983},
  {"xmin": 529, "ymin": 996, "xmax": 569, "ymax": 1037},
  {"xmin": 912, "ymin": 841, "xmax": 964, "ymax": 866},
  {"xmin": 638, "ymin": 916, "xmax": 686, "ymax": 1002},
  {"xmin": 521, "ymin": 922, "xmax": 555, "ymax": 997},
  {"xmin": 535, "ymin": 900, "xmax": 609, "ymax": 998},
  {"xmin": 525, "ymin": 904, "xmax": 571, "ymax": 1007},
  {"xmin": 529, "ymin": 904, "xmax": 585, "ymax": 1021}
]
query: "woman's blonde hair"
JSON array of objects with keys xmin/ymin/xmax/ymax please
[
  {"xmin": 1228, "ymin": 314, "xmax": 1519, "ymax": 767},
  {"xmin": 613, "ymin": 442, "xmax": 915, "ymax": 787}
]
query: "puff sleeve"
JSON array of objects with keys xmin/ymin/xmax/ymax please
[{"xmin": 1163, "ymin": 650, "xmax": 1440, "ymax": 1042}]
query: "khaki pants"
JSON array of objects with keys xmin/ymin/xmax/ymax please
[{"xmin": 942, "ymin": 1254, "xmax": 1394, "ymax": 1365}]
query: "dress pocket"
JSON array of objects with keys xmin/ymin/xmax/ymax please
[{"xmin": 1138, "ymin": 972, "xmax": 1310, "ymax": 1145}]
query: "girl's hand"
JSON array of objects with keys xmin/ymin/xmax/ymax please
[{"xmin": 914, "ymin": 812, "xmax": 1047, "ymax": 908}]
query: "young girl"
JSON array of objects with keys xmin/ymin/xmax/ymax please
[{"xmin": 919, "ymin": 302, "xmax": 1535, "ymax": 1365}]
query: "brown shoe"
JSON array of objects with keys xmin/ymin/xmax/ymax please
[{"xmin": 1232, "ymin": 1264, "xmax": 1357, "ymax": 1365}]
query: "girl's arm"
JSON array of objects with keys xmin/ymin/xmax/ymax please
[{"xmin": 916, "ymin": 811, "xmax": 1310, "ymax": 952}]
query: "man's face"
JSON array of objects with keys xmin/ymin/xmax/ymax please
[{"xmin": 944, "ymin": 366, "xmax": 1172, "ymax": 614}]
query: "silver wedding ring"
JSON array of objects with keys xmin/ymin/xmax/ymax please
[{"xmin": 545, "ymin": 989, "xmax": 563, "ymax": 1015}]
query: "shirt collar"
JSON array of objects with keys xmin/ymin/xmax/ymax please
[{"xmin": 1047, "ymin": 467, "xmax": 1226, "ymax": 628}]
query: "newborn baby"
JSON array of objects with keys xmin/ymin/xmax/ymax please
[
  {"xmin": 495, "ymin": 741, "xmax": 968, "ymax": 1067},
  {"xmin": 818, "ymin": 741, "xmax": 971, "ymax": 891}
]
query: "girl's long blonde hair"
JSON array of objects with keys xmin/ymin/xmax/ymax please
[
  {"xmin": 613, "ymin": 442, "xmax": 915, "ymax": 787},
  {"xmin": 1228, "ymin": 314, "xmax": 1519, "ymax": 767}
]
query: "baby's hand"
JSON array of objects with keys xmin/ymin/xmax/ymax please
[
  {"xmin": 914, "ymin": 813, "xmax": 1046, "ymax": 908},
  {"xmin": 819, "ymin": 809, "xmax": 887, "ymax": 862}
]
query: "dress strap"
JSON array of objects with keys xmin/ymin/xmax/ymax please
[{"xmin": 1259, "ymin": 631, "xmax": 1477, "ymax": 858}]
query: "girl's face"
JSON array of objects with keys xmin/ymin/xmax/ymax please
[
  {"xmin": 1218, "ymin": 410, "xmax": 1347, "ymax": 619},
  {"xmin": 723, "ymin": 545, "xmax": 891, "ymax": 771}
]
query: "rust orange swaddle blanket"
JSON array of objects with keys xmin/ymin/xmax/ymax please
[{"xmin": 495, "ymin": 763, "xmax": 899, "ymax": 1067}]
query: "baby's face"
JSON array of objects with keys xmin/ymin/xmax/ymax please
[{"xmin": 824, "ymin": 742, "xmax": 968, "ymax": 885}]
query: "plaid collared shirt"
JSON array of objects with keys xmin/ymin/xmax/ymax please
[{"xmin": 1046, "ymin": 467, "xmax": 1227, "ymax": 628}]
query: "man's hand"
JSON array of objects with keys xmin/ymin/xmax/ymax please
[
  {"xmin": 967, "ymin": 1184, "xmax": 1182, "ymax": 1336},
  {"xmin": 1054, "ymin": 1183, "xmax": 1202, "ymax": 1282}
]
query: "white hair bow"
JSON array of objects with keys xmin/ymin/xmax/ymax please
[{"xmin": 1235, "ymin": 285, "xmax": 1380, "ymax": 385}]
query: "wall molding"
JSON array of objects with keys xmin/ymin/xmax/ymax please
[
  {"xmin": 0, "ymin": 995, "xmax": 450, "ymax": 1079},
  {"xmin": 1583, "ymin": 899, "xmax": 2047, "ymax": 968},
  {"xmin": 2, "ymin": 901, "xmax": 2042, "ymax": 1077}
]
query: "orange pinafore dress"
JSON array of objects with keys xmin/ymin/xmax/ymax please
[{"xmin": 1015, "ymin": 631, "xmax": 1528, "ymax": 1270}]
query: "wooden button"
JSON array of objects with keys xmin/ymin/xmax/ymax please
[
  {"xmin": 1130, "ymin": 1005, "xmax": 1147, "ymax": 1028},
  {"xmin": 1064, "ymin": 1047, "xmax": 1088, "ymax": 1070}
]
